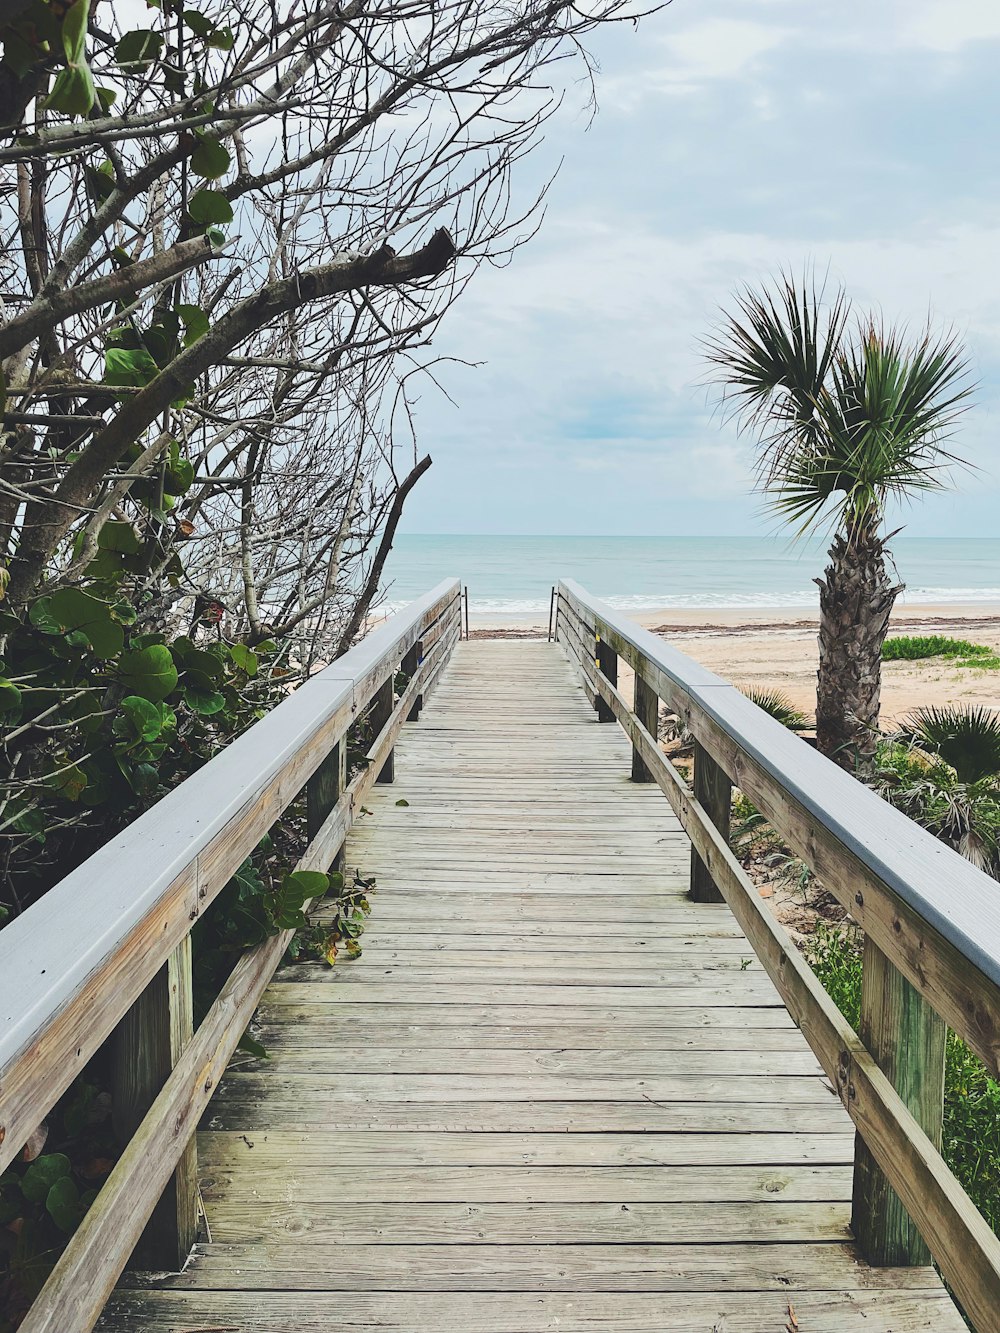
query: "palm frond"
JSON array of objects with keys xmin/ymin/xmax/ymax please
[
  {"xmin": 739, "ymin": 685, "xmax": 812, "ymax": 731},
  {"xmin": 706, "ymin": 272, "xmax": 975, "ymax": 541},
  {"xmin": 902, "ymin": 705, "xmax": 1000, "ymax": 785}
]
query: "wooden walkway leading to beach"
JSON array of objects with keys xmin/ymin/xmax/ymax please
[{"xmin": 97, "ymin": 639, "xmax": 964, "ymax": 1331}]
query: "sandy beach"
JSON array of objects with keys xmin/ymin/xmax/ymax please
[{"xmin": 470, "ymin": 602, "xmax": 1000, "ymax": 725}]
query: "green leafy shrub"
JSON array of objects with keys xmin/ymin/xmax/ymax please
[
  {"xmin": 882, "ymin": 635, "xmax": 998, "ymax": 667},
  {"xmin": 806, "ymin": 923, "xmax": 1000, "ymax": 1236},
  {"xmin": 873, "ymin": 738, "xmax": 1000, "ymax": 875}
]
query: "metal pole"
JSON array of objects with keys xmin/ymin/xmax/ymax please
[{"xmin": 547, "ymin": 587, "xmax": 556, "ymax": 642}]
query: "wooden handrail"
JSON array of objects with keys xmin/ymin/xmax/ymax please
[
  {"xmin": 0, "ymin": 579, "xmax": 461, "ymax": 1326},
  {"xmin": 555, "ymin": 579, "xmax": 1000, "ymax": 1333},
  {"xmin": 557, "ymin": 579, "xmax": 1000, "ymax": 1070}
]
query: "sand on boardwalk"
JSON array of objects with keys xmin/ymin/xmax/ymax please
[{"xmin": 468, "ymin": 602, "xmax": 1000, "ymax": 725}]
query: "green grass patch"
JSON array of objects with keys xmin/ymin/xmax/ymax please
[
  {"xmin": 882, "ymin": 634, "xmax": 997, "ymax": 667},
  {"xmin": 807, "ymin": 922, "xmax": 1000, "ymax": 1236}
]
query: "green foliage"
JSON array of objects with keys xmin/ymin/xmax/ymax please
[
  {"xmin": 882, "ymin": 635, "xmax": 994, "ymax": 662},
  {"xmin": 902, "ymin": 706, "xmax": 1000, "ymax": 784},
  {"xmin": 874, "ymin": 739, "xmax": 1000, "ymax": 875},
  {"xmin": 288, "ymin": 870, "xmax": 376, "ymax": 965},
  {"xmin": 0, "ymin": 1080, "xmax": 114, "ymax": 1322},
  {"xmin": 739, "ymin": 685, "xmax": 811, "ymax": 731},
  {"xmin": 806, "ymin": 924, "xmax": 1000, "ymax": 1236},
  {"xmin": 1, "ymin": 565, "xmax": 288, "ymax": 919},
  {"xmin": 706, "ymin": 272, "xmax": 973, "ymax": 541}
]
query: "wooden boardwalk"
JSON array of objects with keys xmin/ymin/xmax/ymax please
[{"xmin": 100, "ymin": 639, "xmax": 964, "ymax": 1331}]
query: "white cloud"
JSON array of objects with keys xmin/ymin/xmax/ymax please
[{"xmin": 902, "ymin": 0, "xmax": 1000, "ymax": 52}]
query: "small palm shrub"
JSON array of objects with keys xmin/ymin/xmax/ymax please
[
  {"xmin": 739, "ymin": 686, "xmax": 812, "ymax": 731},
  {"xmin": 902, "ymin": 705, "xmax": 1000, "ymax": 784},
  {"xmin": 873, "ymin": 737, "xmax": 1000, "ymax": 877}
]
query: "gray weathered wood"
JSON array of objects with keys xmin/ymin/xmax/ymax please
[
  {"xmin": 111, "ymin": 939, "xmax": 197, "ymax": 1270},
  {"xmin": 19, "ymin": 618, "xmax": 457, "ymax": 1333},
  {"xmin": 574, "ymin": 648, "xmax": 1000, "ymax": 1332},
  {"xmin": 402, "ymin": 640, "xmax": 422, "ymax": 720},
  {"xmin": 0, "ymin": 579, "xmax": 459, "ymax": 1176},
  {"xmin": 595, "ymin": 635, "xmax": 616, "ymax": 722},
  {"xmin": 631, "ymin": 672, "xmax": 657, "ymax": 782},
  {"xmin": 557, "ymin": 578, "xmax": 1000, "ymax": 1075},
  {"xmin": 689, "ymin": 740, "xmax": 730, "ymax": 904},
  {"xmin": 853, "ymin": 937, "xmax": 947, "ymax": 1266},
  {"xmin": 100, "ymin": 638, "xmax": 967, "ymax": 1333}
]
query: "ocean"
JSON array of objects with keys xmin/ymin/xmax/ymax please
[{"xmin": 381, "ymin": 535, "xmax": 1000, "ymax": 618}]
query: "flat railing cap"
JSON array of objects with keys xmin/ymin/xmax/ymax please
[
  {"xmin": 558, "ymin": 578, "xmax": 1000, "ymax": 991},
  {"xmin": 0, "ymin": 579, "xmax": 460, "ymax": 1076}
]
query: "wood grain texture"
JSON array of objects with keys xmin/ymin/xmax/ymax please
[
  {"xmin": 558, "ymin": 579, "xmax": 1000, "ymax": 1075},
  {"xmin": 567, "ymin": 628, "xmax": 1000, "ymax": 1331},
  {"xmin": 15, "ymin": 592, "xmax": 463, "ymax": 1332},
  {"xmin": 101, "ymin": 637, "xmax": 965, "ymax": 1333},
  {"xmin": 0, "ymin": 579, "xmax": 460, "ymax": 1175}
]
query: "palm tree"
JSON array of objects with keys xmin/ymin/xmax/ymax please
[{"xmin": 706, "ymin": 273, "xmax": 973, "ymax": 771}]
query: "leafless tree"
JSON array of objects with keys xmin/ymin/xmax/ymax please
[{"xmin": 0, "ymin": 0, "xmax": 650, "ymax": 651}]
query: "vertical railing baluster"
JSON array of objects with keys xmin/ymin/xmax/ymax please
[
  {"xmin": 370, "ymin": 675, "xmax": 396, "ymax": 782},
  {"xmin": 632, "ymin": 671, "xmax": 658, "ymax": 782},
  {"xmin": 111, "ymin": 938, "xmax": 198, "ymax": 1269},
  {"xmin": 595, "ymin": 633, "xmax": 616, "ymax": 723},
  {"xmin": 852, "ymin": 936, "xmax": 946, "ymax": 1264},
  {"xmin": 308, "ymin": 738, "xmax": 347, "ymax": 871},
  {"xmin": 689, "ymin": 742, "xmax": 730, "ymax": 903},
  {"xmin": 402, "ymin": 640, "xmax": 422, "ymax": 721}
]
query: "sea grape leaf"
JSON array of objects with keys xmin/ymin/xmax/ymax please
[
  {"xmin": 21, "ymin": 1154, "xmax": 71, "ymax": 1204},
  {"xmin": 118, "ymin": 645, "xmax": 178, "ymax": 701},
  {"xmin": 98, "ymin": 520, "xmax": 140, "ymax": 554},
  {"xmin": 187, "ymin": 188, "xmax": 232, "ymax": 225},
  {"xmin": 191, "ymin": 132, "xmax": 230, "ymax": 180},
  {"xmin": 45, "ymin": 1175, "xmax": 81, "ymax": 1232},
  {"xmin": 41, "ymin": 589, "xmax": 124, "ymax": 657},
  {"xmin": 229, "ymin": 643, "xmax": 257, "ymax": 676}
]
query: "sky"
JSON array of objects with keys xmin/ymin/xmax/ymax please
[{"xmin": 399, "ymin": 0, "xmax": 1000, "ymax": 537}]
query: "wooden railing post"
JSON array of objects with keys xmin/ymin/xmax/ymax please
[
  {"xmin": 689, "ymin": 742, "xmax": 730, "ymax": 903},
  {"xmin": 402, "ymin": 640, "xmax": 422, "ymax": 721},
  {"xmin": 308, "ymin": 738, "xmax": 347, "ymax": 871},
  {"xmin": 371, "ymin": 675, "xmax": 396, "ymax": 782},
  {"xmin": 595, "ymin": 634, "xmax": 616, "ymax": 723},
  {"xmin": 632, "ymin": 673, "xmax": 658, "ymax": 782},
  {"xmin": 111, "ymin": 938, "xmax": 197, "ymax": 1270},
  {"xmin": 852, "ymin": 935, "xmax": 947, "ymax": 1264}
]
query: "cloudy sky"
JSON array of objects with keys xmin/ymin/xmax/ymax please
[{"xmin": 400, "ymin": 0, "xmax": 1000, "ymax": 537}]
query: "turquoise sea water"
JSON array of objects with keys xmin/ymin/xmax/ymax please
[{"xmin": 382, "ymin": 535, "xmax": 1000, "ymax": 616}]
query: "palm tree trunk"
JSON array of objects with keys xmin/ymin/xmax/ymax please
[{"xmin": 815, "ymin": 531, "xmax": 902, "ymax": 773}]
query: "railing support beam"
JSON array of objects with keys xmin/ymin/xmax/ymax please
[
  {"xmin": 402, "ymin": 640, "xmax": 423, "ymax": 721},
  {"xmin": 111, "ymin": 938, "xmax": 197, "ymax": 1270},
  {"xmin": 371, "ymin": 676, "xmax": 396, "ymax": 782},
  {"xmin": 308, "ymin": 739, "xmax": 347, "ymax": 872},
  {"xmin": 853, "ymin": 936, "xmax": 947, "ymax": 1265},
  {"xmin": 689, "ymin": 741, "xmax": 730, "ymax": 903},
  {"xmin": 631, "ymin": 674, "xmax": 658, "ymax": 782},
  {"xmin": 595, "ymin": 636, "xmax": 616, "ymax": 723}
]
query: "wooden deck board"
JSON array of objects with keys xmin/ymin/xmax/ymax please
[{"xmin": 99, "ymin": 640, "xmax": 965, "ymax": 1331}]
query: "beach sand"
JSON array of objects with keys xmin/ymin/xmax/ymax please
[{"xmin": 469, "ymin": 602, "xmax": 1000, "ymax": 724}]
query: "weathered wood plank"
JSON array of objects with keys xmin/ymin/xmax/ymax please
[
  {"xmin": 197, "ymin": 1129, "xmax": 856, "ymax": 1168},
  {"xmin": 103, "ymin": 635, "xmax": 966, "ymax": 1333},
  {"xmin": 199, "ymin": 1164, "xmax": 851, "ymax": 1203},
  {"xmin": 205, "ymin": 1100, "xmax": 847, "ymax": 1134},
  {"xmin": 134, "ymin": 1240, "xmax": 950, "ymax": 1292},
  {"xmin": 97, "ymin": 1288, "xmax": 968, "ymax": 1331}
]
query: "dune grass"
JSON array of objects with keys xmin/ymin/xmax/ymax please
[{"xmin": 882, "ymin": 635, "xmax": 1000, "ymax": 668}]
